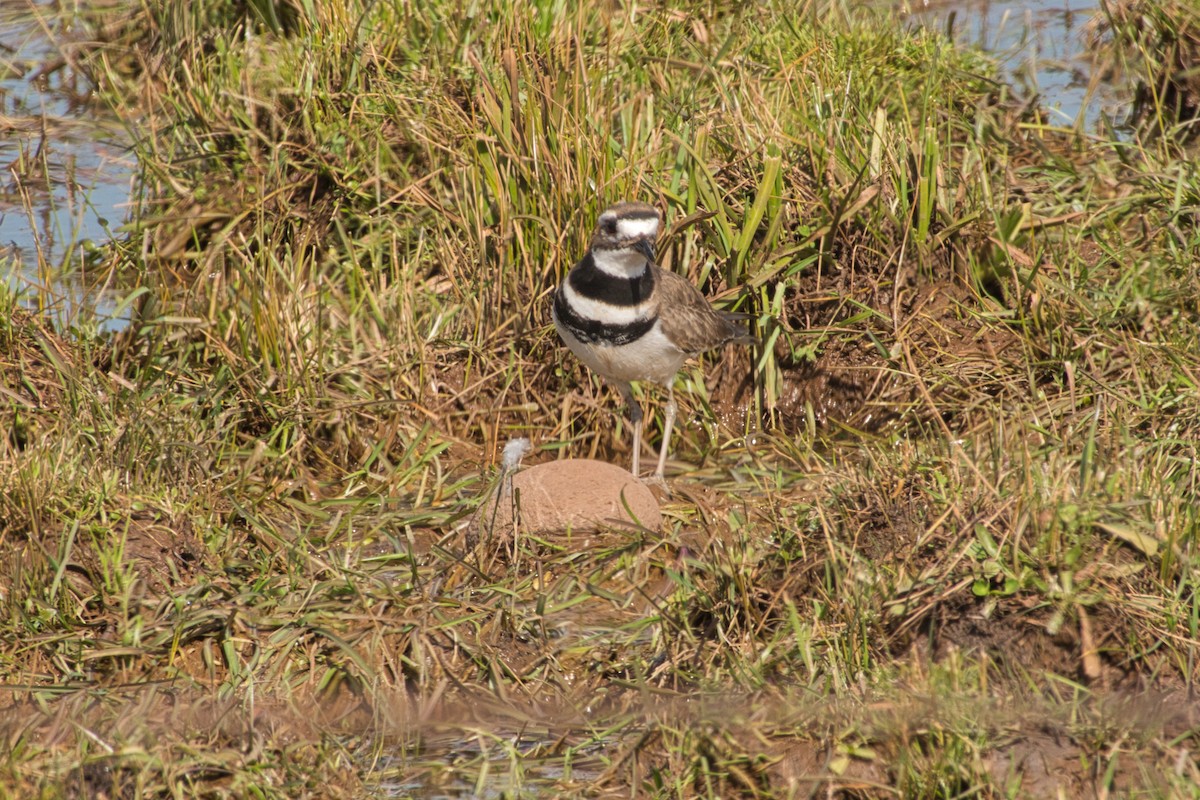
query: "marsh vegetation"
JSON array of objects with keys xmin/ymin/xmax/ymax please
[{"xmin": 1, "ymin": 0, "xmax": 1199, "ymax": 796}]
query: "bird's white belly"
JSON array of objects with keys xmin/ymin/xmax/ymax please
[{"xmin": 555, "ymin": 319, "xmax": 687, "ymax": 386}]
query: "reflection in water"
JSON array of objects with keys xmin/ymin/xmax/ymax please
[
  {"xmin": 905, "ymin": 0, "xmax": 1128, "ymax": 132},
  {"xmin": 0, "ymin": 1, "xmax": 136, "ymax": 331}
]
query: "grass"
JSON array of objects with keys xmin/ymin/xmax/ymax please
[{"xmin": 2, "ymin": 0, "xmax": 1199, "ymax": 796}]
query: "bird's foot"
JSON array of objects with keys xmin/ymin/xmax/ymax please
[{"xmin": 641, "ymin": 472, "xmax": 671, "ymax": 498}]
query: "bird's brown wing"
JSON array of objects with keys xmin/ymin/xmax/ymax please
[{"xmin": 652, "ymin": 266, "xmax": 753, "ymax": 354}]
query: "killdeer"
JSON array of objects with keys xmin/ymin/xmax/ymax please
[{"xmin": 552, "ymin": 201, "xmax": 755, "ymax": 480}]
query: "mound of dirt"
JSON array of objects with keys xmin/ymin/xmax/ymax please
[{"xmin": 473, "ymin": 458, "xmax": 661, "ymax": 537}]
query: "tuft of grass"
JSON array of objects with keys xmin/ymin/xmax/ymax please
[{"xmin": 1092, "ymin": 0, "xmax": 1200, "ymax": 140}]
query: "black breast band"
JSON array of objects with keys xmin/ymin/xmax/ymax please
[{"xmin": 553, "ymin": 290, "xmax": 656, "ymax": 345}]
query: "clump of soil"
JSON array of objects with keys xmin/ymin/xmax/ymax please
[{"xmin": 472, "ymin": 457, "xmax": 661, "ymax": 538}]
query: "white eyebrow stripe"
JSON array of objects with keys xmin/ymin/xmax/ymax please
[{"xmin": 614, "ymin": 218, "xmax": 659, "ymax": 239}]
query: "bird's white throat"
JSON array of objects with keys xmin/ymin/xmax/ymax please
[{"xmin": 592, "ymin": 247, "xmax": 650, "ymax": 279}]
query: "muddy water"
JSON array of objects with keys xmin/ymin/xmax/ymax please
[
  {"xmin": 367, "ymin": 735, "xmax": 606, "ymax": 799},
  {"xmin": 0, "ymin": 1, "xmax": 135, "ymax": 331}
]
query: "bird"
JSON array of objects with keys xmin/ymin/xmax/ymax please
[{"xmin": 552, "ymin": 201, "xmax": 755, "ymax": 480}]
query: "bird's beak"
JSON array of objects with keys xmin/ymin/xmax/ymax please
[{"xmin": 635, "ymin": 237, "xmax": 655, "ymax": 263}]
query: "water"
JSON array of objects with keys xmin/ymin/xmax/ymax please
[
  {"xmin": 0, "ymin": 1, "xmax": 136, "ymax": 331},
  {"xmin": 905, "ymin": 0, "xmax": 1128, "ymax": 132},
  {"xmin": 363, "ymin": 724, "xmax": 608, "ymax": 799}
]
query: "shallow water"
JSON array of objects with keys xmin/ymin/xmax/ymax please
[
  {"xmin": 367, "ymin": 735, "xmax": 606, "ymax": 799},
  {"xmin": 905, "ymin": 0, "xmax": 1127, "ymax": 132},
  {"xmin": 0, "ymin": 0, "xmax": 135, "ymax": 331}
]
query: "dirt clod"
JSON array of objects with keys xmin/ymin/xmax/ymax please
[{"xmin": 473, "ymin": 457, "xmax": 662, "ymax": 536}]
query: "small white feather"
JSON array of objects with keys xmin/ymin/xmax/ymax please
[{"xmin": 502, "ymin": 437, "xmax": 532, "ymax": 471}]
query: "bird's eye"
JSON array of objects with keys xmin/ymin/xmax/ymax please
[{"xmin": 602, "ymin": 218, "xmax": 618, "ymax": 235}]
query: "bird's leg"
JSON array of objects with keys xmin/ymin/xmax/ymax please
[
  {"xmin": 654, "ymin": 384, "xmax": 677, "ymax": 481},
  {"xmin": 616, "ymin": 382, "xmax": 642, "ymax": 477}
]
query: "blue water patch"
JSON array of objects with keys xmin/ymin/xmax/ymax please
[
  {"xmin": 0, "ymin": 1, "xmax": 136, "ymax": 332},
  {"xmin": 905, "ymin": 0, "xmax": 1129, "ymax": 133}
]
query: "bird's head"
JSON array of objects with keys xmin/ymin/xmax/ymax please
[{"xmin": 589, "ymin": 201, "xmax": 660, "ymax": 277}]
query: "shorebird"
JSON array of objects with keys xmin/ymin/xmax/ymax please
[{"xmin": 552, "ymin": 201, "xmax": 754, "ymax": 480}]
